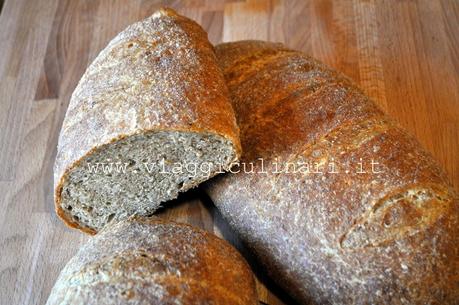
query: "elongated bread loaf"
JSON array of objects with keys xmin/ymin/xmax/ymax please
[
  {"xmin": 206, "ymin": 40, "xmax": 459, "ymax": 304},
  {"xmin": 46, "ymin": 216, "xmax": 257, "ymax": 305},
  {"xmin": 54, "ymin": 8, "xmax": 240, "ymax": 234}
]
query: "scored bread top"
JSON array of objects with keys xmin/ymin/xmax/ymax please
[
  {"xmin": 54, "ymin": 8, "xmax": 241, "ymax": 233},
  {"xmin": 209, "ymin": 40, "xmax": 459, "ymax": 304},
  {"xmin": 46, "ymin": 216, "xmax": 258, "ymax": 305}
]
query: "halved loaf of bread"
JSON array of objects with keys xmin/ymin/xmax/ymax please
[
  {"xmin": 54, "ymin": 8, "xmax": 240, "ymax": 234},
  {"xmin": 46, "ymin": 216, "xmax": 257, "ymax": 305},
  {"xmin": 206, "ymin": 40, "xmax": 459, "ymax": 304}
]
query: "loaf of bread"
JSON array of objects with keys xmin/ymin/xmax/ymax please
[
  {"xmin": 206, "ymin": 40, "xmax": 459, "ymax": 304},
  {"xmin": 46, "ymin": 216, "xmax": 257, "ymax": 305},
  {"xmin": 54, "ymin": 8, "xmax": 240, "ymax": 234}
]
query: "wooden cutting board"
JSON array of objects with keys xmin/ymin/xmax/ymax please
[{"xmin": 0, "ymin": 1, "xmax": 457, "ymax": 304}]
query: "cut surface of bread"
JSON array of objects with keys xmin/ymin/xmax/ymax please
[
  {"xmin": 59, "ymin": 131, "xmax": 235, "ymax": 232},
  {"xmin": 46, "ymin": 216, "xmax": 258, "ymax": 305},
  {"xmin": 54, "ymin": 8, "xmax": 240, "ymax": 234}
]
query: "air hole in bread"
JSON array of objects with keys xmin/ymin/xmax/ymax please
[{"xmin": 107, "ymin": 213, "xmax": 116, "ymax": 223}]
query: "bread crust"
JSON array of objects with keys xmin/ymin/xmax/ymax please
[
  {"xmin": 54, "ymin": 8, "xmax": 241, "ymax": 234},
  {"xmin": 46, "ymin": 216, "xmax": 258, "ymax": 305},
  {"xmin": 206, "ymin": 40, "xmax": 459, "ymax": 304}
]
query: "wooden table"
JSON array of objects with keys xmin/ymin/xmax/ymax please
[{"xmin": 0, "ymin": 1, "xmax": 457, "ymax": 304}]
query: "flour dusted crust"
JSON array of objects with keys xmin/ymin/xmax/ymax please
[
  {"xmin": 46, "ymin": 216, "xmax": 257, "ymax": 305},
  {"xmin": 54, "ymin": 8, "xmax": 241, "ymax": 234},
  {"xmin": 207, "ymin": 40, "xmax": 459, "ymax": 304}
]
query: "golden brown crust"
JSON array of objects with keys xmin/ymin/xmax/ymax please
[
  {"xmin": 54, "ymin": 8, "xmax": 241, "ymax": 234},
  {"xmin": 207, "ymin": 40, "xmax": 459, "ymax": 304},
  {"xmin": 46, "ymin": 216, "xmax": 258, "ymax": 305}
]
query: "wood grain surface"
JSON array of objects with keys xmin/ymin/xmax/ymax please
[{"xmin": 0, "ymin": 1, "xmax": 457, "ymax": 304}]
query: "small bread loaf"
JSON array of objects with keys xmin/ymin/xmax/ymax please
[
  {"xmin": 206, "ymin": 40, "xmax": 459, "ymax": 304},
  {"xmin": 46, "ymin": 216, "xmax": 257, "ymax": 305},
  {"xmin": 54, "ymin": 8, "xmax": 241, "ymax": 234}
]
